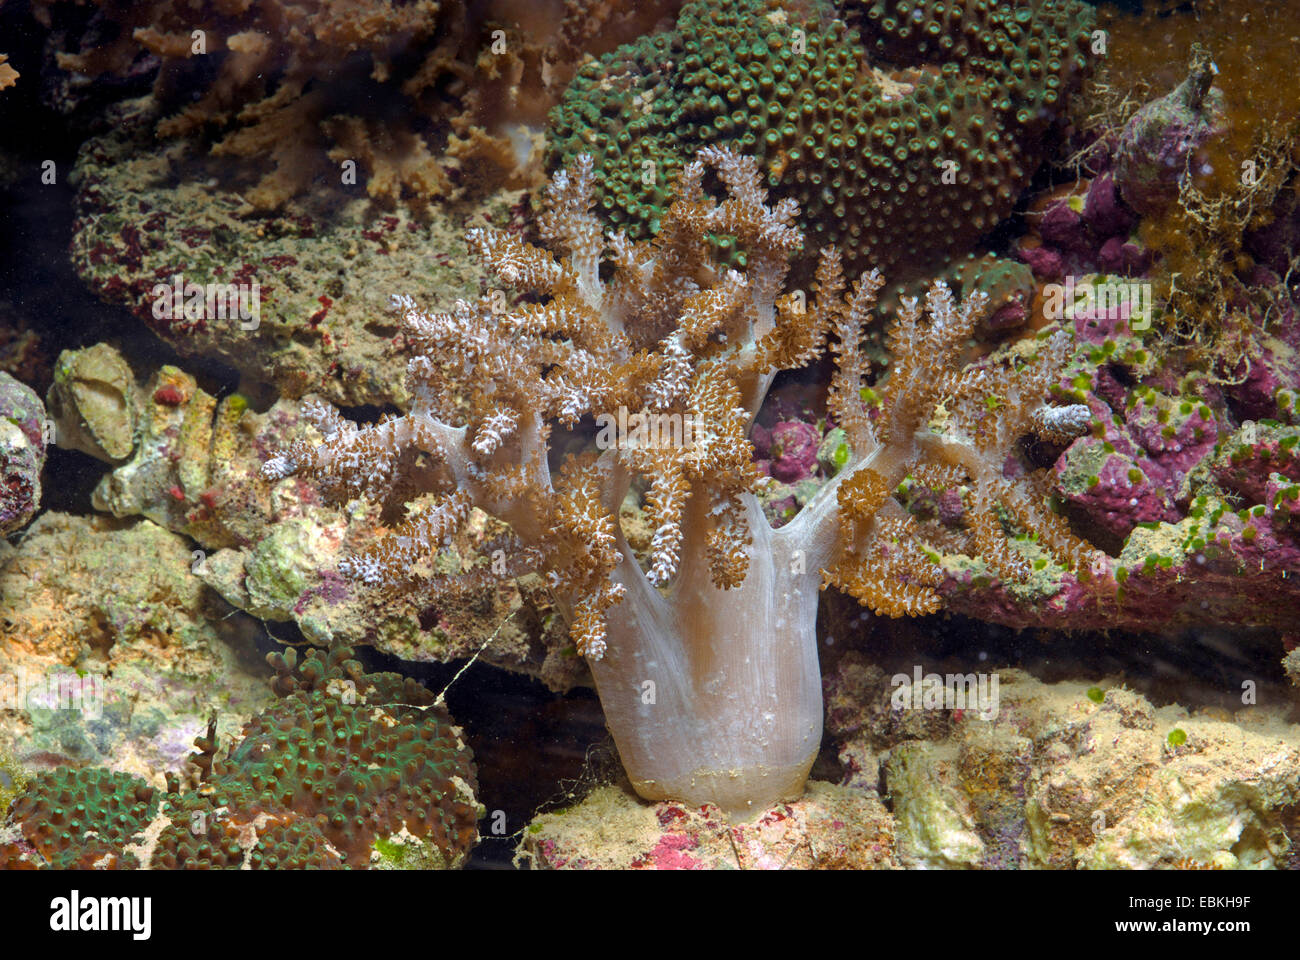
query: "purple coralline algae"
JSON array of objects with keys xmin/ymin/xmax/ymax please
[
  {"xmin": 1113, "ymin": 46, "xmax": 1227, "ymax": 217},
  {"xmin": 1020, "ymin": 173, "xmax": 1149, "ymax": 283},
  {"xmin": 753, "ymin": 419, "xmax": 821, "ymax": 485},
  {"xmin": 0, "ymin": 371, "xmax": 45, "ymax": 536}
]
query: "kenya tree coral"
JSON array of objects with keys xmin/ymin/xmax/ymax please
[{"xmin": 262, "ymin": 146, "xmax": 1096, "ymax": 815}]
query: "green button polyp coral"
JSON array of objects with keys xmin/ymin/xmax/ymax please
[
  {"xmin": 2, "ymin": 646, "xmax": 479, "ymax": 870},
  {"xmin": 547, "ymin": 0, "xmax": 1095, "ymax": 278}
]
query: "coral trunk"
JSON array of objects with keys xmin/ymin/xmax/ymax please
[{"xmin": 586, "ymin": 494, "xmax": 824, "ymax": 817}]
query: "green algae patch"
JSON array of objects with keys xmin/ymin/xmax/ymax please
[
  {"xmin": 370, "ymin": 827, "xmax": 467, "ymax": 871},
  {"xmin": 243, "ymin": 518, "xmax": 317, "ymax": 619},
  {"xmin": 886, "ymin": 741, "xmax": 984, "ymax": 869},
  {"xmin": 0, "ymin": 752, "xmax": 30, "ymax": 816},
  {"xmin": 939, "ymin": 533, "xmax": 1069, "ymax": 604}
]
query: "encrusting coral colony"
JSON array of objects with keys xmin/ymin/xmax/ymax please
[
  {"xmin": 1, "ymin": 646, "xmax": 478, "ymax": 869},
  {"xmin": 549, "ymin": 0, "xmax": 1096, "ymax": 280},
  {"xmin": 2, "ymin": 0, "xmax": 1300, "ymax": 870}
]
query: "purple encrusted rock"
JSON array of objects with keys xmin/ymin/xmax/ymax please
[
  {"xmin": 1019, "ymin": 244, "xmax": 1064, "ymax": 281},
  {"xmin": 767, "ymin": 420, "xmax": 821, "ymax": 484},
  {"xmin": 1082, "ymin": 173, "xmax": 1135, "ymax": 239},
  {"xmin": 1039, "ymin": 199, "xmax": 1091, "ymax": 255},
  {"xmin": 0, "ymin": 371, "xmax": 46, "ymax": 535},
  {"xmin": 1113, "ymin": 48, "xmax": 1226, "ymax": 217},
  {"xmin": 1096, "ymin": 237, "xmax": 1150, "ymax": 276}
]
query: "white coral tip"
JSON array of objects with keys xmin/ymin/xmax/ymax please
[{"xmin": 261, "ymin": 455, "xmax": 296, "ymax": 481}]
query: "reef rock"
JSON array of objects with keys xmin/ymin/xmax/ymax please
[
  {"xmin": 46, "ymin": 342, "xmax": 138, "ymax": 462},
  {"xmin": 827, "ymin": 662, "xmax": 1300, "ymax": 869},
  {"xmin": 517, "ymin": 781, "xmax": 897, "ymax": 869},
  {"xmin": 62, "ymin": 351, "xmax": 575, "ymax": 687},
  {"xmin": 69, "ymin": 103, "xmax": 530, "ymax": 410},
  {"xmin": 0, "ymin": 371, "xmax": 44, "ymax": 535},
  {"xmin": 1113, "ymin": 47, "xmax": 1227, "ymax": 217},
  {"xmin": 0, "ymin": 512, "xmax": 272, "ymax": 782}
]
